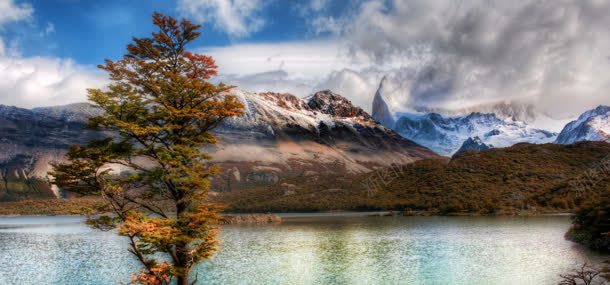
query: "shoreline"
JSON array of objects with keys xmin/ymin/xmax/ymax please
[
  {"xmin": 0, "ymin": 211, "xmax": 574, "ymax": 218},
  {"xmin": 0, "ymin": 197, "xmax": 575, "ymax": 218}
]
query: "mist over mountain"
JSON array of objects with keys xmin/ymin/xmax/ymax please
[{"xmin": 370, "ymin": 80, "xmax": 558, "ymax": 156}]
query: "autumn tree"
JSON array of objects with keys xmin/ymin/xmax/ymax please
[{"xmin": 50, "ymin": 13, "xmax": 243, "ymax": 285}]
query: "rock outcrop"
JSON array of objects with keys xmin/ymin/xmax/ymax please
[{"xmin": 371, "ymin": 77, "xmax": 395, "ymax": 128}]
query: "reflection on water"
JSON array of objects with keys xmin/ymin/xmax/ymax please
[{"xmin": 0, "ymin": 215, "xmax": 606, "ymax": 285}]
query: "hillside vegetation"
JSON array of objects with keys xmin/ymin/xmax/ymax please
[
  {"xmin": 1, "ymin": 141, "xmax": 608, "ymax": 215},
  {"xmin": 0, "ymin": 197, "xmax": 106, "ymax": 215},
  {"xmin": 220, "ymin": 141, "xmax": 610, "ymax": 214}
]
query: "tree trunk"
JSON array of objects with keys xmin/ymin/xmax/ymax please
[
  {"xmin": 175, "ymin": 199, "xmax": 191, "ymax": 285},
  {"xmin": 175, "ymin": 245, "xmax": 191, "ymax": 285},
  {"xmin": 176, "ymin": 271, "xmax": 189, "ymax": 285}
]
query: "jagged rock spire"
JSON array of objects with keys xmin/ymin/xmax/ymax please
[{"xmin": 372, "ymin": 76, "xmax": 395, "ymax": 128}]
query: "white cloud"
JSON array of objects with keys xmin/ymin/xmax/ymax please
[
  {"xmin": 336, "ymin": 0, "xmax": 610, "ymax": 117},
  {"xmin": 0, "ymin": 0, "xmax": 33, "ymax": 56},
  {"xmin": 0, "ymin": 56, "xmax": 106, "ymax": 108},
  {"xmin": 198, "ymin": 0, "xmax": 610, "ymax": 119},
  {"xmin": 311, "ymin": 16, "xmax": 344, "ymax": 36},
  {"xmin": 314, "ymin": 68, "xmax": 384, "ymax": 111},
  {"xmin": 0, "ymin": 0, "xmax": 32, "ymax": 26},
  {"xmin": 219, "ymin": 70, "xmax": 314, "ymax": 98},
  {"xmin": 199, "ymin": 38, "xmax": 435, "ymax": 113},
  {"xmin": 202, "ymin": 40, "xmax": 363, "ymax": 79},
  {"xmin": 177, "ymin": 0, "xmax": 268, "ymax": 38},
  {"xmin": 2, "ymin": 0, "xmax": 608, "ymax": 119},
  {"xmin": 0, "ymin": 0, "xmax": 106, "ymax": 108},
  {"xmin": 200, "ymin": 40, "xmax": 393, "ymax": 111}
]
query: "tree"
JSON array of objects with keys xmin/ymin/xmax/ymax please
[
  {"xmin": 565, "ymin": 193, "xmax": 610, "ymax": 253},
  {"xmin": 50, "ymin": 13, "xmax": 243, "ymax": 285},
  {"xmin": 558, "ymin": 262, "xmax": 607, "ymax": 285}
]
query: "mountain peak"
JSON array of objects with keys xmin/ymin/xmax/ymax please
[
  {"xmin": 555, "ymin": 105, "xmax": 610, "ymax": 144},
  {"xmin": 455, "ymin": 136, "xmax": 493, "ymax": 155},
  {"xmin": 371, "ymin": 76, "xmax": 395, "ymax": 128},
  {"xmin": 306, "ymin": 90, "xmax": 370, "ymax": 119},
  {"xmin": 585, "ymin": 105, "xmax": 610, "ymax": 118}
]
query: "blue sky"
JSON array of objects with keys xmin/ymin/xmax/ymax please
[
  {"xmin": 4, "ymin": 0, "xmax": 349, "ymax": 65},
  {"xmin": 0, "ymin": 0, "xmax": 609, "ymax": 122},
  {"xmin": 9, "ymin": 0, "xmax": 179, "ymax": 63}
]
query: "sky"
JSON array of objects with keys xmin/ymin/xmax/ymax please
[{"xmin": 1, "ymin": 0, "xmax": 610, "ymax": 121}]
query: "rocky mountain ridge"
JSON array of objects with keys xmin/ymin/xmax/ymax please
[
  {"xmin": 455, "ymin": 136, "xmax": 492, "ymax": 154},
  {"xmin": 210, "ymin": 90, "xmax": 437, "ymax": 191},
  {"xmin": 0, "ymin": 90, "xmax": 438, "ymax": 199}
]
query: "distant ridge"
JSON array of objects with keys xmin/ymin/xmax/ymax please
[{"xmin": 555, "ymin": 105, "xmax": 610, "ymax": 144}]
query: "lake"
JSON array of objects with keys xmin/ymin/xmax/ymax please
[{"xmin": 0, "ymin": 214, "xmax": 607, "ymax": 285}]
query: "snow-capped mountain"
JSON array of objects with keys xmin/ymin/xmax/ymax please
[
  {"xmin": 0, "ymin": 90, "xmax": 438, "ymax": 199},
  {"xmin": 209, "ymin": 90, "xmax": 437, "ymax": 189},
  {"xmin": 370, "ymin": 81, "xmax": 557, "ymax": 156},
  {"xmin": 388, "ymin": 111, "xmax": 557, "ymax": 156},
  {"xmin": 555, "ymin": 105, "xmax": 610, "ymax": 144}
]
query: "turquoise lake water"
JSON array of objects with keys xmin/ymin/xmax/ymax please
[{"xmin": 0, "ymin": 214, "xmax": 607, "ymax": 285}]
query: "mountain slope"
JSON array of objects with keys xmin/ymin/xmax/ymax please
[
  {"xmin": 0, "ymin": 105, "xmax": 102, "ymax": 201},
  {"xmin": 555, "ymin": 105, "xmax": 610, "ymax": 144},
  {"xmin": 221, "ymin": 141, "xmax": 610, "ymax": 213},
  {"xmin": 209, "ymin": 90, "xmax": 438, "ymax": 190},
  {"xmin": 0, "ymin": 90, "xmax": 438, "ymax": 198}
]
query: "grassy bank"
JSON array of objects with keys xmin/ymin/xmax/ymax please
[{"xmin": 0, "ymin": 197, "xmax": 107, "ymax": 216}]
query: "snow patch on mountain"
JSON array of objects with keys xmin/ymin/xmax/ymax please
[
  {"xmin": 32, "ymin": 103, "xmax": 103, "ymax": 123},
  {"xmin": 220, "ymin": 90, "xmax": 377, "ymax": 137},
  {"xmin": 555, "ymin": 105, "xmax": 610, "ymax": 144}
]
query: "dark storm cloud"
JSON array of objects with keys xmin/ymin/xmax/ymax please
[{"xmin": 339, "ymin": 0, "xmax": 610, "ymax": 115}]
